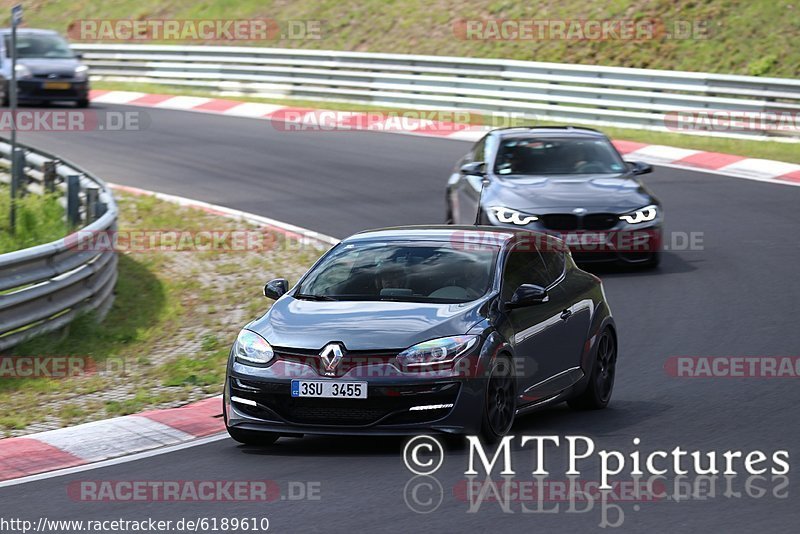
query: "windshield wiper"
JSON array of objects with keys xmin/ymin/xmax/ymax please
[{"xmin": 294, "ymin": 293, "xmax": 338, "ymax": 301}]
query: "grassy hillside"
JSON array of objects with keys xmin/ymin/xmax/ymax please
[{"xmin": 0, "ymin": 0, "xmax": 796, "ymax": 77}]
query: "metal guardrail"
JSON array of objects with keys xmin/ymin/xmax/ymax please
[
  {"xmin": 0, "ymin": 140, "xmax": 118, "ymax": 351},
  {"xmin": 74, "ymin": 44, "xmax": 800, "ymax": 140}
]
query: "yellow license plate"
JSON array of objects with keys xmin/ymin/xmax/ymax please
[{"xmin": 43, "ymin": 82, "xmax": 71, "ymax": 90}]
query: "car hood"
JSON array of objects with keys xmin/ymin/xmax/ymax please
[
  {"xmin": 18, "ymin": 58, "xmax": 80, "ymax": 75},
  {"xmin": 246, "ymin": 296, "xmax": 490, "ymax": 351},
  {"xmin": 484, "ymin": 173, "xmax": 656, "ymax": 213}
]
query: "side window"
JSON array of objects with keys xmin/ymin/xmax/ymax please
[
  {"xmin": 472, "ymin": 136, "xmax": 487, "ymax": 163},
  {"xmin": 500, "ymin": 248, "xmax": 551, "ymax": 302},
  {"xmin": 539, "ymin": 249, "xmax": 565, "ymax": 284}
]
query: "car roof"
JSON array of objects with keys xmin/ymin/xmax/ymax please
[
  {"xmin": 0, "ymin": 28, "xmax": 61, "ymax": 36},
  {"xmin": 345, "ymin": 225, "xmax": 551, "ymax": 247},
  {"xmin": 490, "ymin": 126, "xmax": 608, "ymax": 139}
]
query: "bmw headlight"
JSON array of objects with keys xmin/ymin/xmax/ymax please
[
  {"xmin": 489, "ymin": 206, "xmax": 539, "ymax": 226},
  {"xmin": 233, "ymin": 329, "xmax": 274, "ymax": 365},
  {"xmin": 397, "ymin": 335, "xmax": 479, "ymax": 368},
  {"xmin": 619, "ymin": 205, "xmax": 658, "ymax": 224},
  {"xmin": 14, "ymin": 64, "xmax": 32, "ymax": 80},
  {"xmin": 74, "ymin": 65, "xmax": 89, "ymax": 81}
]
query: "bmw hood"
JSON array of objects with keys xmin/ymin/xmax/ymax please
[
  {"xmin": 246, "ymin": 296, "xmax": 489, "ymax": 351},
  {"xmin": 485, "ymin": 173, "xmax": 656, "ymax": 213}
]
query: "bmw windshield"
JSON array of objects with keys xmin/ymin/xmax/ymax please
[
  {"xmin": 494, "ymin": 137, "xmax": 627, "ymax": 175},
  {"xmin": 295, "ymin": 241, "xmax": 498, "ymax": 303}
]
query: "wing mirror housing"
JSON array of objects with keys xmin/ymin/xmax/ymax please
[
  {"xmin": 460, "ymin": 161, "xmax": 486, "ymax": 176},
  {"xmin": 263, "ymin": 278, "xmax": 289, "ymax": 300},
  {"xmin": 626, "ymin": 160, "xmax": 653, "ymax": 175},
  {"xmin": 505, "ymin": 284, "xmax": 548, "ymax": 310}
]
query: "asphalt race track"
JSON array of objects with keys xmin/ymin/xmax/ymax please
[{"xmin": 3, "ymin": 103, "xmax": 799, "ymax": 532}]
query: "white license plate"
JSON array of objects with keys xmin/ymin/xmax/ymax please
[
  {"xmin": 563, "ymin": 232, "xmax": 607, "ymax": 246},
  {"xmin": 291, "ymin": 380, "xmax": 367, "ymax": 399}
]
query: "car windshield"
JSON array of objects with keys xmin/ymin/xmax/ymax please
[
  {"xmin": 494, "ymin": 137, "xmax": 627, "ymax": 175},
  {"xmin": 6, "ymin": 34, "xmax": 75, "ymax": 59},
  {"xmin": 295, "ymin": 241, "xmax": 498, "ymax": 303}
]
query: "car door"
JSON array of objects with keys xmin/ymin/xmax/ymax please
[
  {"xmin": 499, "ymin": 244, "xmax": 570, "ymax": 406},
  {"xmin": 539, "ymin": 246, "xmax": 591, "ymax": 379}
]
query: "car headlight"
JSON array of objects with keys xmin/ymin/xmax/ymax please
[
  {"xmin": 396, "ymin": 335, "xmax": 479, "ymax": 368},
  {"xmin": 619, "ymin": 205, "xmax": 658, "ymax": 224},
  {"xmin": 233, "ymin": 329, "xmax": 274, "ymax": 365},
  {"xmin": 74, "ymin": 65, "xmax": 89, "ymax": 81},
  {"xmin": 14, "ymin": 64, "xmax": 32, "ymax": 80},
  {"xmin": 489, "ymin": 206, "xmax": 539, "ymax": 226}
]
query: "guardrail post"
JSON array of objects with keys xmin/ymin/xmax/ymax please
[
  {"xmin": 85, "ymin": 187, "xmax": 99, "ymax": 223},
  {"xmin": 66, "ymin": 175, "xmax": 81, "ymax": 227},
  {"xmin": 43, "ymin": 160, "xmax": 57, "ymax": 193},
  {"xmin": 12, "ymin": 147, "xmax": 25, "ymax": 195}
]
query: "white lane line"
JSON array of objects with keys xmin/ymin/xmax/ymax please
[
  {"xmin": 109, "ymin": 184, "xmax": 341, "ymax": 246},
  {"xmin": 637, "ymin": 160, "xmax": 800, "ymax": 187},
  {"xmin": 0, "ymin": 434, "xmax": 230, "ymax": 488}
]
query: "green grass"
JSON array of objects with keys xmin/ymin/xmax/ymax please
[
  {"xmin": 0, "ymin": 190, "xmax": 321, "ymax": 436},
  {"xmin": 4, "ymin": 0, "xmax": 797, "ymax": 77},
  {"xmin": 93, "ymin": 80, "xmax": 800, "ymax": 164},
  {"xmin": 0, "ymin": 187, "xmax": 69, "ymax": 254}
]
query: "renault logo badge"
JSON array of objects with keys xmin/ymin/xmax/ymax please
[{"xmin": 319, "ymin": 343, "xmax": 344, "ymax": 374}]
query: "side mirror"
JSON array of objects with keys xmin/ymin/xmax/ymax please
[
  {"xmin": 460, "ymin": 161, "xmax": 486, "ymax": 176},
  {"xmin": 626, "ymin": 161, "xmax": 653, "ymax": 175},
  {"xmin": 506, "ymin": 284, "xmax": 548, "ymax": 309},
  {"xmin": 263, "ymin": 278, "xmax": 289, "ymax": 300}
]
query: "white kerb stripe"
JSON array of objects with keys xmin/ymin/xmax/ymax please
[
  {"xmin": 32, "ymin": 415, "xmax": 195, "ymax": 463},
  {"xmin": 625, "ymin": 144, "xmax": 701, "ymax": 163},
  {"xmin": 91, "ymin": 91, "xmax": 147, "ymax": 104},
  {"xmin": 717, "ymin": 158, "xmax": 800, "ymax": 179},
  {"xmin": 153, "ymin": 96, "xmax": 213, "ymax": 109},
  {"xmin": 222, "ymin": 102, "xmax": 286, "ymax": 117}
]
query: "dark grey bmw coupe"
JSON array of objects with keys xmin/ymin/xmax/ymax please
[
  {"xmin": 446, "ymin": 126, "xmax": 662, "ymax": 267},
  {"xmin": 224, "ymin": 226, "xmax": 616, "ymax": 444}
]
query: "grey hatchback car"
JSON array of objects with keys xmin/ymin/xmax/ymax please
[
  {"xmin": 224, "ymin": 225, "xmax": 617, "ymax": 445},
  {"xmin": 0, "ymin": 29, "xmax": 90, "ymax": 107}
]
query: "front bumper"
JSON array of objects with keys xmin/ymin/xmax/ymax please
[
  {"xmin": 224, "ymin": 355, "xmax": 487, "ymax": 436},
  {"xmin": 17, "ymin": 79, "xmax": 89, "ymax": 102}
]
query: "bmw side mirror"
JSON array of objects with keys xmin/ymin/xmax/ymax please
[
  {"xmin": 460, "ymin": 161, "xmax": 486, "ymax": 176},
  {"xmin": 506, "ymin": 284, "xmax": 548, "ymax": 309},
  {"xmin": 264, "ymin": 278, "xmax": 289, "ymax": 300},
  {"xmin": 626, "ymin": 161, "xmax": 653, "ymax": 175}
]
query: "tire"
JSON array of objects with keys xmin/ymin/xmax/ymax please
[
  {"xmin": 480, "ymin": 355, "xmax": 516, "ymax": 442},
  {"xmin": 226, "ymin": 426, "xmax": 280, "ymax": 446},
  {"xmin": 76, "ymin": 98, "xmax": 90, "ymax": 108},
  {"xmin": 568, "ymin": 328, "xmax": 617, "ymax": 410}
]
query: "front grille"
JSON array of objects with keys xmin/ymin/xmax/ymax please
[
  {"xmin": 231, "ymin": 379, "xmax": 460, "ymax": 426},
  {"xmin": 273, "ymin": 346, "xmax": 400, "ymax": 377},
  {"xmin": 539, "ymin": 213, "xmax": 619, "ymax": 231},
  {"xmin": 32, "ymin": 73, "xmax": 74, "ymax": 79},
  {"xmin": 583, "ymin": 213, "xmax": 618, "ymax": 231},
  {"xmin": 540, "ymin": 214, "xmax": 578, "ymax": 231}
]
